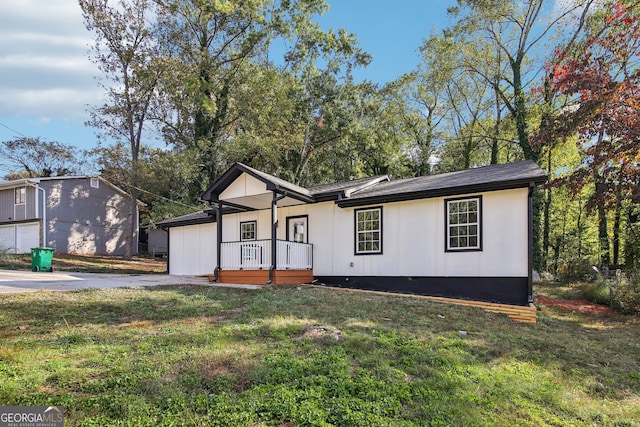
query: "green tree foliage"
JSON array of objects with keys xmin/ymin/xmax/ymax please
[
  {"xmin": 75, "ymin": 0, "xmax": 640, "ymax": 275},
  {"xmin": 80, "ymin": 0, "xmax": 162, "ymax": 259},
  {"xmin": 153, "ymin": 0, "xmax": 279, "ymax": 192},
  {"xmin": 438, "ymin": 0, "xmax": 602, "ymax": 270},
  {"xmin": 151, "ymin": 0, "xmax": 370, "ymax": 192},
  {"xmin": 92, "ymin": 144, "xmax": 200, "ymax": 227}
]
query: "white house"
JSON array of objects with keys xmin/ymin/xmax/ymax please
[{"xmin": 160, "ymin": 161, "xmax": 547, "ymax": 306}]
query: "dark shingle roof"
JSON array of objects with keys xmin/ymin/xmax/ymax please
[
  {"xmin": 156, "ymin": 211, "xmax": 215, "ymax": 228},
  {"xmin": 309, "ymin": 175, "xmax": 390, "ymax": 200},
  {"xmin": 163, "ymin": 160, "xmax": 547, "ymax": 226},
  {"xmin": 336, "ymin": 160, "xmax": 547, "ymax": 207}
]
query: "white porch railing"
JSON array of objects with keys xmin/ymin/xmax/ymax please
[
  {"xmin": 277, "ymin": 240, "xmax": 313, "ymax": 270},
  {"xmin": 220, "ymin": 239, "xmax": 312, "ymax": 270}
]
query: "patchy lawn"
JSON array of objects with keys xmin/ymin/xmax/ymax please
[
  {"xmin": 0, "ymin": 253, "xmax": 166, "ymax": 274},
  {"xmin": 0, "ymin": 284, "xmax": 638, "ymax": 426}
]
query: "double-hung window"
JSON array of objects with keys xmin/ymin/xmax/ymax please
[
  {"xmin": 446, "ymin": 196, "xmax": 481, "ymax": 251},
  {"xmin": 240, "ymin": 221, "xmax": 256, "ymax": 241},
  {"xmin": 355, "ymin": 207, "xmax": 382, "ymax": 255},
  {"xmin": 15, "ymin": 187, "xmax": 26, "ymax": 205}
]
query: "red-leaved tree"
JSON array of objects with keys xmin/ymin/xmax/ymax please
[{"xmin": 538, "ymin": 3, "xmax": 640, "ymax": 267}]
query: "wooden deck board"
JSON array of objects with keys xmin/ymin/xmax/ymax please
[{"xmin": 215, "ymin": 269, "xmax": 314, "ymax": 286}]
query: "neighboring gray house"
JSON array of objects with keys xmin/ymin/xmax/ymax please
[
  {"xmin": 144, "ymin": 227, "xmax": 168, "ymax": 256},
  {"xmin": 0, "ymin": 176, "xmax": 139, "ymax": 255}
]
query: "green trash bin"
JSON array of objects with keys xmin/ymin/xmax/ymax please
[{"xmin": 31, "ymin": 247, "xmax": 54, "ymax": 272}]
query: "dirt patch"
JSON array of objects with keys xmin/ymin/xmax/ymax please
[
  {"xmin": 536, "ymin": 295, "xmax": 612, "ymax": 316},
  {"xmin": 299, "ymin": 325, "xmax": 342, "ymax": 341}
]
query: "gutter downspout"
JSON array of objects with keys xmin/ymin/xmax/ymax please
[
  {"xmin": 34, "ymin": 184, "xmax": 47, "ymax": 248},
  {"xmin": 268, "ymin": 191, "xmax": 288, "ymax": 284}
]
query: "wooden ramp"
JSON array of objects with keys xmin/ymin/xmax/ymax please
[{"xmin": 306, "ymin": 285, "xmax": 537, "ymax": 324}]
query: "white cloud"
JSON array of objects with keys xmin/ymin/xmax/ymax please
[
  {"xmin": 0, "ymin": 0, "xmax": 101, "ymax": 119},
  {"xmin": 0, "ymin": 87, "xmax": 104, "ymax": 120}
]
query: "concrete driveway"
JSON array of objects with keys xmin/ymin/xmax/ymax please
[{"xmin": 0, "ymin": 270, "xmax": 211, "ymax": 293}]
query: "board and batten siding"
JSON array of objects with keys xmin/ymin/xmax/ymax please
[
  {"xmin": 169, "ymin": 223, "xmax": 217, "ymax": 275},
  {"xmin": 270, "ymin": 188, "xmax": 528, "ymax": 279},
  {"xmin": 0, "ymin": 186, "xmax": 38, "ymax": 222}
]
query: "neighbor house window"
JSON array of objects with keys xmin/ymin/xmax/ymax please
[
  {"xmin": 446, "ymin": 196, "xmax": 481, "ymax": 251},
  {"xmin": 240, "ymin": 221, "xmax": 257, "ymax": 241},
  {"xmin": 15, "ymin": 187, "xmax": 26, "ymax": 205},
  {"xmin": 355, "ymin": 207, "xmax": 382, "ymax": 255}
]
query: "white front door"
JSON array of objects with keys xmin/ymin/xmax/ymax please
[{"xmin": 286, "ymin": 215, "xmax": 308, "ymax": 243}]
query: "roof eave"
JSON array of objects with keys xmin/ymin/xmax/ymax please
[
  {"xmin": 267, "ymin": 183, "xmax": 316, "ymax": 203},
  {"xmin": 336, "ymin": 177, "xmax": 547, "ymax": 208},
  {"xmin": 200, "ymin": 163, "xmax": 314, "ymax": 204}
]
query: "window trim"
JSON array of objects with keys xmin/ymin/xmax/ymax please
[
  {"xmin": 14, "ymin": 187, "xmax": 26, "ymax": 205},
  {"xmin": 240, "ymin": 220, "xmax": 257, "ymax": 241},
  {"xmin": 354, "ymin": 206, "xmax": 383, "ymax": 255},
  {"xmin": 445, "ymin": 195, "xmax": 482, "ymax": 252}
]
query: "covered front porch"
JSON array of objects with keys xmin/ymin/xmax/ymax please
[
  {"xmin": 201, "ymin": 163, "xmax": 316, "ymax": 286},
  {"xmin": 216, "ymin": 239, "xmax": 313, "ymax": 285}
]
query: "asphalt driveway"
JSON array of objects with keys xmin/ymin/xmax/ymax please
[{"xmin": 0, "ymin": 270, "xmax": 212, "ymax": 293}]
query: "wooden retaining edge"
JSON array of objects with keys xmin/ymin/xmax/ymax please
[{"xmin": 305, "ymin": 285, "xmax": 537, "ymax": 324}]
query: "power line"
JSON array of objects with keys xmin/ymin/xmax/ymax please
[
  {"xmin": 0, "ymin": 121, "xmax": 27, "ymax": 138},
  {"xmin": 107, "ymin": 175, "xmax": 200, "ymax": 210}
]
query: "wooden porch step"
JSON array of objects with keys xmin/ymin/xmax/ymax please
[{"xmin": 215, "ymin": 269, "xmax": 314, "ymax": 286}]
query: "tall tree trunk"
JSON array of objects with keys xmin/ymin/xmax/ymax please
[
  {"xmin": 511, "ymin": 56, "xmax": 537, "ymax": 163},
  {"xmin": 542, "ymin": 151, "xmax": 552, "ymax": 270},
  {"xmin": 595, "ymin": 171, "xmax": 611, "ymax": 267},
  {"xmin": 612, "ymin": 172, "xmax": 623, "ymax": 268},
  {"xmin": 125, "ymin": 186, "xmax": 138, "ymax": 260},
  {"xmin": 490, "ymin": 83, "xmax": 501, "ymax": 164},
  {"xmin": 577, "ymin": 195, "xmax": 584, "ymax": 258}
]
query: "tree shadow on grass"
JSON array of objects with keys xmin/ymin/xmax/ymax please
[{"xmin": 1, "ymin": 284, "xmax": 639, "ymax": 425}]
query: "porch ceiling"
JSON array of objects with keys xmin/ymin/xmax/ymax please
[{"xmin": 222, "ymin": 192, "xmax": 308, "ymax": 210}]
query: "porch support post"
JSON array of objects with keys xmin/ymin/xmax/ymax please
[
  {"xmin": 268, "ymin": 191, "xmax": 288, "ymax": 284},
  {"xmin": 214, "ymin": 200, "xmax": 223, "ymax": 282},
  {"xmin": 268, "ymin": 193, "xmax": 277, "ymax": 284}
]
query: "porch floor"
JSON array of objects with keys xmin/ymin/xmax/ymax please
[{"xmin": 215, "ymin": 269, "xmax": 314, "ymax": 285}]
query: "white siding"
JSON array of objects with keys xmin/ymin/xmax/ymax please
[
  {"xmin": 221, "ymin": 210, "xmax": 272, "ymax": 242},
  {"xmin": 167, "ymin": 187, "xmax": 529, "ymax": 278},
  {"xmin": 219, "ymin": 173, "xmax": 267, "ymax": 199},
  {"xmin": 168, "ymin": 223, "xmax": 216, "ymax": 275},
  {"xmin": 276, "ymin": 188, "xmax": 529, "ymax": 278}
]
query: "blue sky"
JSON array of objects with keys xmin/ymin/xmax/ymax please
[{"xmin": 0, "ymin": 0, "xmax": 455, "ymax": 169}]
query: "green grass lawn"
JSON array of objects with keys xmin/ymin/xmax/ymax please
[
  {"xmin": 0, "ymin": 253, "xmax": 167, "ymax": 274},
  {"xmin": 1, "ymin": 284, "xmax": 638, "ymax": 426}
]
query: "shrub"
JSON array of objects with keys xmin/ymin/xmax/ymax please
[
  {"xmin": 0, "ymin": 244, "xmax": 9, "ymax": 263},
  {"xmin": 583, "ymin": 277, "xmax": 610, "ymax": 306},
  {"xmin": 557, "ymin": 258, "xmax": 596, "ymax": 282},
  {"xmin": 609, "ymin": 270, "xmax": 640, "ymax": 314}
]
